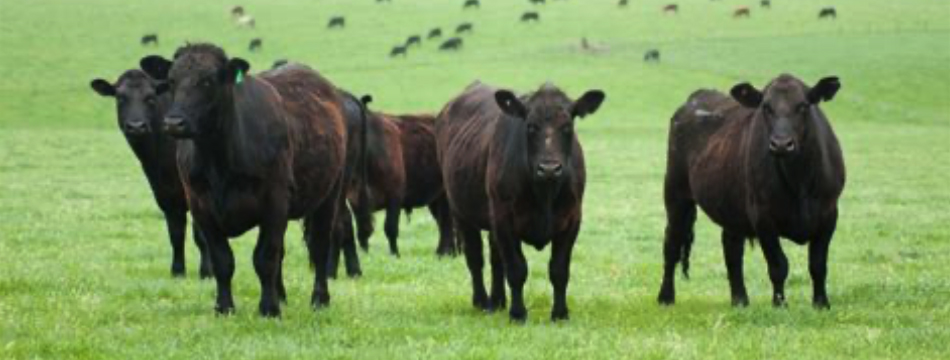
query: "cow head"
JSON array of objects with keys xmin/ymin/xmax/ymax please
[
  {"xmin": 731, "ymin": 74, "xmax": 840, "ymax": 157},
  {"xmin": 495, "ymin": 83, "xmax": 605, "ymax": 182},
  {"xmin": 140, "ymin": 44, "xmax": 249, "ymax": 138},
  {"xmin": 90, "ymin": 70, "xmax": 169, "ymax": 136}
]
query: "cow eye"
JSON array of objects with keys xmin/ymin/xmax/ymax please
[
  {"xmin": 762, "ymin": 104, "xmax": 774, "ymax": 117},
  {"xmin": 796, "ymin": 103, "xmax": 808, "ymax": 113},
  {"xmin": 146, "ymin": 96, "xmax": 157, "ymax": 105},
  {"xmin": 561, "ymin": 125, "xmax": 573, "ymax": 135},
  {"xmin": 117, "ymin": 95, "xmax": 128, "ymax": 105}
]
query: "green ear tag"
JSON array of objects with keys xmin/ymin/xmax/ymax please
[{"xmin": 236, "ymin": 69, "xmax": 244, "ymax": 84}]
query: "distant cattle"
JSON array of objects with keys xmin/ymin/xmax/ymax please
[
  {"xmin": 521, "ymin": 12, "xmax": 540, "ymax": 22},
  {"xmin": 236, "ymin": 15, "xmax": 255, "ymax": 28},
  {"xmin": 734, "ymin": 7, "xmax": 750, "ymax": 18},
  {"xmin": 439, "ymin": 37, "xmax": 463, "ymax": 51},
  {"xmin": 334, "ymin": 106, "xmax": 456, "ymax": 259},
  {"xmin": 463, "ymin": 0, "xmax": 480, "ymax": 9},
  {"xmin": 390, "ymin": 45, "xmax": 407, "ymax": 57},
  {"xmin": 658, "ymin": 74, "xmax": 845, "ymax": 310},
  {"xmin": 663, "ymin": 4, "xmax": 679, "ymax": 13},
  {"xmin": 437, "ymin": 82, "xmax": 605, "ymax": 322},
  {"xmin": 530, "ymin": 0, "xmax": 546, "ymax": 4},
  {"xmin": 761, "ymin": 0, "xmax": 771, "ymax": 9},
  {"xmin": 140, "ymin": 44, "xmax": 351, "ymax": 317},
  {"xmin": 328, "ymin": 16, "xmax": 346, "ymax": 28},
  {"xmin": 376, "ymin": 0, "xmax": 392, "ymax": 2},
  {"xmin": 619, "ymin": 0, "xmax": 629, "ymax": 7},
  {"xmin": 819, "ymin": 7, "xmax": 836, "ymax": 19},
  {"xmin": 406, "ymin": 35, "xmax": 422, "ymax": 47},
  {"xmin": 249, "ymin": 38, "xmax": 262, "ymax": 52},
  {"xmin": 272, "ymin": 59, "xmax": 288, "ymax": 69},
  {"xmin": 231, "ymin": 5, "xmax": 244, "ymax": 18},
  {"xmin": 456, "ymin": 22, "xmax": 473, "ymax": 34},
  {"xmin": 141, "ymin": 34, "xmax": 158, "ymax": 46},
  {"xmin": 89, "ymin": 70, "xmax": 210, "ymax": 279},
  {"xmin": 644, "ymin": 49, "xmax": 660, "ymax": 62},
  {"xmin": 428, "ymin": 28, "xmax": 443, "ymax": 39}
]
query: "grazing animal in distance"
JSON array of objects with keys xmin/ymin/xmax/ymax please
[
  {"xmin": 89, "ymin": 70, "xmax": 211, "ymax": 279},
  {"xmin": 663, "ymin": 4, "xmax": 679, "ymax": 14},
  {"xmin": 272, "ymin": 59, "xmax": 288, "ymax": 69},
  {"xmin": 463, "ymin": 0, "xmax": 480, "ymax": 9},
  {"xmin": 140, "ymin": 44, "xmax": 350, "ymax": 317},
  {"xmin": 734, "ymin": 7, "xmax": 751, "ymax": 18},
  {"xmin": 657, "ymin": 74, "xmax": 845, "ymax": 309},
  {"xmin": 439, "ymin": 37, "xmax": 463, "ymax": 51},
  {"xmin": 141, "ymin": 34, "xmax": 159, "ymax": 46},
  {"xmin": 406, "ymin": 35, "xmax": 422, "ymax": 47},
  {"xmin": 236, "ymin": 15, "xmax": 255, "ymax": 28},
  {"xmin": 249, "ymin": 38, "xmax": 262, "ymax": 52},
  {"xmin": 644, "ymin": 49, "xmax": 660, "ymax": 62},
  {"xmin": 619, "ymin": 0, "xmax": 629, "ymax": 7},
  {"xmin": 231, "ymin": 6, "xmax": 244, "ymax": 18},
  {"xmin": 530, "ymin": 0, "xmax": 546, "ymax": 4},
  {"xmin": 390, "ymin": 45, "xmax": 407, "ymax": 57},
  {"xmin": 328, "ymin": 16, "xmax": 346, "ymax": 28},
  {"xmin": 456, "ymin": 22, "xmax": 473, "ymax": 34},
  {"xmin": 521, "ymin": 12, "xmax": 540, "ymax": 22},
  {"xmin": 428, "ymin": 28, "xmax": 443, "ymax": 39},
  {"xmin": 761, "ymin": 0, "xmax": 771, "ymax": 9},
  {"xmin": 436, "ymin": 82, "xmax": 606, "ymax": 322},
  {"xmin": 819, "ymin": 7, "xmax": 837, "ymax": 19}
]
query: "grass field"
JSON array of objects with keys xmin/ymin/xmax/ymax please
[{"xmin": 1, "ymin": 0, "xmax": 949, "ymax": 358}]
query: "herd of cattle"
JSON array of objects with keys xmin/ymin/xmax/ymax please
[{"xmin": 95, "ymin": 6, "xmax": 846, "ymax": 324}]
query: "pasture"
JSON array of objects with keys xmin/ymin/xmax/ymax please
[{"xmin": 1, "ymin": 0, "xmax": 949, "ymax": 358}]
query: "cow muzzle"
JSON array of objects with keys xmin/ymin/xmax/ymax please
[{"xmin": 536, "ymin": 161, "xmax": 563, "ymax": 180}]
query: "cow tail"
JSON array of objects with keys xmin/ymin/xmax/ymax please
[
  {"xmin": 355, "ymin": 95, "xmax": 373, "ymax": 222},
  {"xmin": 682, "ymin": 231, "xmax": 693, "ymax": 279}
]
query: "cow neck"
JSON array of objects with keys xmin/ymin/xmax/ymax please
[{"xmin": 191, "ymin": 83, "xmax": 253, "ymax": 179}]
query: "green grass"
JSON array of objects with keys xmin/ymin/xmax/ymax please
[{"xmin": 1, "ymin": 0, "xmax": 949, "ymax": 358}]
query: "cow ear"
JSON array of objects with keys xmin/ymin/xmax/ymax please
[
  {"xmin": 730, "ymin": 82, "xmax": 763, "ymax": 108},
  {"xmin": 495, "ymin": 90, "xmax": 527, "ymax": 119},
  {"xmin": 225, "ymin": 58, "xmax": 251, "ymax": 84},
  {"xmin": 808, "ymin": 76, "xmax": 840, "ymax": 104},
  {"xmin": 140, "ymin": 55, "xmax": 172, "ymax": 80},
  {"xmin": 90, "ymin": 79, "xmax": 115, "ymax": 97},
  {"xmin": 360, "ymin": 94, "xmax": 373, "ymax": 106},
  {"xmin": 572, "ymin": 90, "xmax": 605, "ymax": 119}
]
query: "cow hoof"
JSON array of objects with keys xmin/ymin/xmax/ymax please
[
  {"xmin": 657, "ymin": 288, "xmax": 675, "ymax": 306},
  {"xmin": 346, "ymin": 270, "xmax": 363, "ymax": 279},
  {"xmin": 509, "ymin": 307, "xmax": 527, "ymax": 323},
  {"xmin": 551, "ymin": 308, "xmax": 570, "ymax": 322},
  {"xmin": 472, "ymin": 293, "xmax": 491, "ymax": 312},
  {"xmin": 199, "ymin": 269, "xmax": 213, "ymax": 280},
  {"xmin": 731, "ymin": 296, "xmax": 750, "ymax": 307},
  {"xmin": 171, "ymin": 266, "xmax": 186, "ymax": 278},
  {"xmin": 259, "ymin": 303, "xmax": 281, "ymax": 318},
  {"xmin": 489, "ymin": 296, "xmax": 507, "ymax": 311},
  {"xmin": 215, "ymin": 304, "xmax": 235, "ymax": 316},
  {"xmin": 311, "ymin": 292, "xmax": 331, "ymax": 310},
  {"xmin": 772, "ymin": 294, "xmax": 787, "ymax": 308},
  {"xmin": 813, "ymin": 297, "xmax": 831, "ymax": 310}
]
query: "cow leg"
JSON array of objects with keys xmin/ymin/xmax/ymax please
[
  {"xmin": 658, "ymin": 199, "xmax": 696, "ymax": 305},
  {"xmin": 305, "ymin": 189, "xmax": 341, "ymax": 309},
  {"xmin": 488, "ymin": 233, "xmax": 506, "ymax": 311},
  {"xmin": 496, "ymin": 224, "xmax": 528, "ymax": 322},
  {"xmin": 327, "ymin": 202, "xmax": 346, "ymax": 279},
  {"xmin": 721, "ymin": 230, "xmax": 749, "ymax": 307},
  {"xmin": 253, "ymin": 208, "xmax": 289, "ymax": 317},
  {"xmin": 809, "ymin": 209, "xmax": 837, "ymax": 310},
  {"xmin": 550, "ymin": 221, "xmax": 579, "ymax": 321},
  {"xmin": 164, "ymin": 210, "xmax": 187, "ymax": 278},
  {"xmin": 759, "ymin": 235, "xmax": 789, "ymax": 307},
  {"xmin": 191, "ymin": 220, "xmax": 213, "ymax": 279},
  {"xmin": 353, "ymin": 200, "xmax": 374, "ymax": 252},
  {"xmin": 277, "ymin": 245, "xmax": 287, "ymax": 303},
  {"xmin": 201, "ymin": 221, "xmax": 236, "ymax": 315},
  {"xmin": 458, "ymin": 221, "xmax": 489, "ymax": 311},
  {"xmin": 430, "ymin": 196, "xmax": 457, "ymax": 257},
  {"xmin": 384, "ymin": 201, "xmax": 401, "ymax": 257},
  {"xmin": 339, "ymin": 202, "xmax": 362, "ymax": 277}
]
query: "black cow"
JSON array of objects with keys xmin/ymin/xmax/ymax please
[
  {"xmin": 521, "ymin": 12, "xmax": 540, "ymax": 22},
  {"xmin": 89, "ymin": 70, "xmax": 211, "ymax": 279},
  {"xmin": 328, "ymin": 16, "xmax": 346, "ymax": 28},
  {"xmin": 436, "ymin": 82, "xmax": 605, "ymax": 322},
  {"xmin": 658, "ymin": 74, "xmax": 845, "ymax": 309},
  {"xmin": 761, "ymin": 0, "xmax": 771, "ymax": 9},
  {"xmin": 141, "ymin": 34, "xmax": 159, "ymax": 46},
  {"xmin": 463, "ymin": 0, "xmax": 480, "ymax": 9},
  {"xmin": 530, "ymin": 0, "xmax": 546, "ymax": 4},
  {"xmin": 439, "ymin": 37, "xmax": 463, "ymax": 51},
  {"xmin": 249, "ymin": 38, "xmax": 262, "ymax": 52},
  {"xmin": 140, "ymin": 44, "xmax": 351, "ymax": 317},
  {"xmin": 428, "ymin": 28, "xmax": 443, "ymax": 39},
  {"xmin": 272, "ymin": 59, "xmax": 288, "ymax": 69},
  {"xmin": 390, "ymin": 45, "xmax": 407, "ymax": 57},
  {"xmin": 819, "ymin": 7, "xmax": 836, "ymax": 19},
  {"xmin": 406, "ymin": 35, "xmax": 422, "ymax": 47},
  {"xmin": 644, "ymin": 49, "xmax": 660, "ymax": 62},
  {"xmin": 619, "ymin": 0, "xmax": 629, "ymax": 8},
  {"xmin": 456, "ymin": 22, "xmax": 474, "ymax": 34}
]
